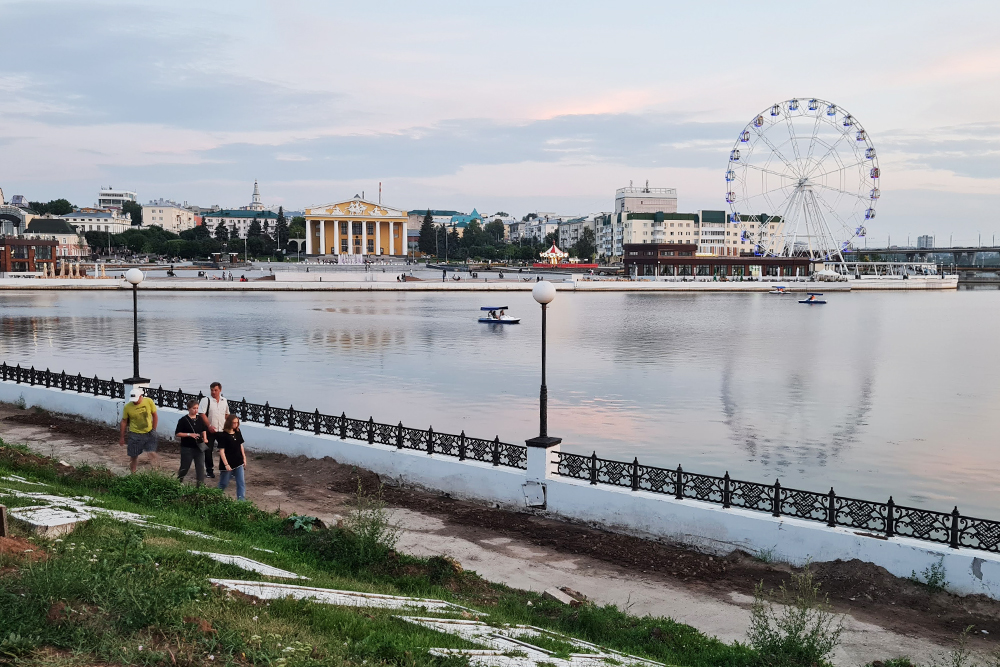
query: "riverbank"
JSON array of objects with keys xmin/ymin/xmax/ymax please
[
  {"xmin": 0, "ymin": 276, "xmax": 958, "ymax": 291},
  {"xmin": 0, "ymin": 402, "xmax": 995, "ymax": 666}
]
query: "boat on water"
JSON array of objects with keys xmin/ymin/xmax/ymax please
[
  {"xmin": 479, "ymin": 306, "xmax": 520, "ymax": 324},
  {"xmin": 769, "ymin": 285, "xmax": 788, "ymax": 294},
  {"xmin": 799, "ymin": 293, "xmax": 827, "ymax": 304}
]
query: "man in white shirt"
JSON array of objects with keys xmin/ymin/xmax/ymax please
[{"xmin": 199, "ymin": 381, "xmax": 229, "ymax": 479}]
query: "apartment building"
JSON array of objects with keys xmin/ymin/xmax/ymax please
[{"xmin": 142, "ymin": 199, "xmax": 200, "ymax": 233}]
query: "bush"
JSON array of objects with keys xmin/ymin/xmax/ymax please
[
  {"xmin": 301, "ymin": 483, "xmax": 400, "ymax": 569},
  {"xmin": 748, "ymin": 567, "xmax": 843, "ymax": 667},
  {"xmin": 108, "ymin": 471, "xmax": 185, "ymax": 508}
]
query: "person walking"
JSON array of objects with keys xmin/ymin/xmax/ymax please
[
  {"xmin": 119, "ymin": 387, "xmax": 159, "ymax": 473},
  {"xmin": 199, "ymin": 382, "xmax": 229, "ymax": 479},
  {"xmin": 216, "ymin": 414, "xmax": 247, "ymax": 500},
  {"xmin": 175, "ymin": 399, "xmax": 208, "ymax": 486}
]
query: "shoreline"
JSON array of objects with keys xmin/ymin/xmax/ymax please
[{"xmin": 0, "ymin": 276, "xmax": 959, "ymax": 291}]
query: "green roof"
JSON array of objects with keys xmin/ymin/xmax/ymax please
[
  {"xmin": 25, "ymin": 219, "xmax": 80, "ymax": 235},
  {"xmin": 626, "ymin": 212, "xmax": 700, "ymax": 222}
]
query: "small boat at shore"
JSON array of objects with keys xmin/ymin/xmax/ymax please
[
  {"xmin": 479, "ymin": 306, "xmax": 520, "ymax": 324},
  {"xmin": 799, "ymin": 293, "xmax": 827, "ymax": 304}
]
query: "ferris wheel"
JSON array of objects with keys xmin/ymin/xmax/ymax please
[{"xmin": 725, "ymin": 98, "xmax": 879, "ymax": 262}]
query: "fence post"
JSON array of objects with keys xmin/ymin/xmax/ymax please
[
  {"xmin": 313, "ymin": 409, "xmax": 320, "ymax": 435},
  {"xmin": 76, "ymin": 372, "xmax": 82, "ymax": 393},
  {"xmin": 177, "ymin": 389, "xmax": 184, "ymax": 410},
  {"xmin": 0, "ymin": 505, "xmax": 6, "ymax": 538},
  {"xmin": 154, "ymin": 386, "xmax": 162, "ymax": 407},
  {"xmin": 92, "ymin": 375, "xmax": 99, "ymax": 396},
  {"xmin": 492, "ymin": 437, "xmax": 500, "ymax": 466},
  {"xmin": 368, "ymin": 417, "xmax": 375, "ymax": 444},
  {"xmin": 61, "ymin": 371, "xmax": 66, "ymax": 391},
  {"xmin": 675, "ymin": 465, "xmax": 683, "ymax": 500},
  {"xmin": 459, "ymin": 431, "xmax": 467, "ymax": 461},
  {"xmin": 45, "ymin": 368, "xmax": 51, "ymax": 389},
  {"xmin": 589, "ymin": 451, "xmax": 598, "ymax": 485},
  {"xmin": 772, "ymin": 479, "xmax": 782, "ymax": 517},
  {"xmin": 630, "ymin": 457, "xmax": 640, "ymax": 491},
  {"xmin": 1, "ymin": 362, "xmax": 6, "ymax": 381},
  {"xmin": 950, "ymin": 506, "xmax": 961, "ymax": 549},
  {"xmin": 264, "ymin": 402, "xmax": 271, "ymax": 427},
  {"xmin": 827, "ymin": 488, "xmax": 836, "ymax": 527},
  {"xmin": 427, "ymin": 426, "xmax": 434, "ymax": 454},
  {"xmin": 886, "ymin": 497, "xmax": 895, "ymax": 538},
  {"xmin": 396, "ymin": 422, "xmax": 403, "ymax": 449},
  {"xmin": 723, "ymin": 472, "xmax": 732, "ymax": 508},
  {"xmin": 14, "ymin": 364, "xmax": 21, "ymax": 385},
  {"xmin": 339, "ymin": 412, "xmax": 346, "ymax": 440},
  {"xmin": 29, "ymin": 366, "xmax": 35, "ymax": 386},
  {"xmin": 240, "ymin": 399, "xmax": 248, "ymax": 421},
  {"xmin": 289, "ymin": 406, "xmax": 296, "ymax": 431}
]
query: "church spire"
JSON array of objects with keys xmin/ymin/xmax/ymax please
[{"xmin": 249, "ymin": 180, "xmax": 264, "ymax": 211}]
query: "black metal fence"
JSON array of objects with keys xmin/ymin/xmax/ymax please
[
  {"xmin": 0, "ymin": 363, "xmax": 526, "ymax": 470},
  {"xmin": 553, "ymin": 451, "xmax": 1000, "ymax": 554}
]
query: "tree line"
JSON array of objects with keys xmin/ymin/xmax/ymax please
[{"xmin": 416, "ymin": 212, "xmax": 597, "ymax": 262}]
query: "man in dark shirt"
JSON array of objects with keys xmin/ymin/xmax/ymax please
[{"xmin": 175, "ymin": 399, "xmax": 208, "ymax": 486}]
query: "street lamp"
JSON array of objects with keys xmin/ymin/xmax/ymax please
[
  {"xmin": 526, "ymin": 281, "xmax": 560, "ymax": 448},
  {"xmin": 123, "ymin": 268, "xmax": 148, "ymax": 385}
]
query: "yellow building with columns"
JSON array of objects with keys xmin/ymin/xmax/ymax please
[{"xmin": 304, "ymin": 196, "xmax": 408, "ymax": 256}]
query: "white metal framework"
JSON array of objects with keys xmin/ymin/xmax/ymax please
[{"xmin": 726, "ymin": 98, "xmax": 879, "ymax": 262}]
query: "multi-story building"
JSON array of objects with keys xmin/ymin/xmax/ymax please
[
  {"xmin": 615, "ymin": 183, "xmax": 677, "ymax": 215},
  {"xmin": 522, "ymin": 215, "xmax": 561, "ymax": 243},
  {"xmin": 23, "ymin": 218, "xmax": 89, "ymax": 258},
  {"xmin": 0, "ymin": 195, "xmax": 37, "ymax": 236},
  {"xmin": 557, "ymin": 214, "xmax": 603, "ymax": 250},
  {"xmin": 97, "ymin": 187, "xmax": 137, "ymax": 210},
  {"xmin": 202, "ymin": 210, "xmax": 279, "ymax": 240},
  {"xmin": 61, "ymin": 209, "xmax": 131, "ymax": 234},
  {"xmin": 142, "ymin": 199, "xmax": 200, "ymax": 233},
  {"xmin": 917, "ymin": 235, "xmax": 935, "ymax": 249}
]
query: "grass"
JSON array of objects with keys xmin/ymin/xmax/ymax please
[{"xmin": 0, "ymin": 440, "xmax": 810, "ymax": 667}]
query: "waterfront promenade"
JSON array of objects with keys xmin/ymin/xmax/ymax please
[{"xmin": 0, "ymin": 275, "xmax": 958, "ymax": 291}]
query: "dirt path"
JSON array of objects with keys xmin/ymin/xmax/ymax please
[{"xmin": 2, "ymin": 404, "xmax": 995, "ymax": 666}]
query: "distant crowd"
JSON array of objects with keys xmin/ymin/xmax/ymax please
[{"xmin": 119, "ymin": 382, "xmax": 247, "ymax": 500}]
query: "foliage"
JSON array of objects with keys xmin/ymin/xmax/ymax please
[
  {"xmin": 418, "ymin": 210, "xmax": 436, "ymax": 255},
  {"xmin": 275, "ymin": 206, "xmax": 289, "ymax": 247},
  {"xmin": 747, "ymin": 567, "xmax": 843, "ymax": 667},
  {"xmin": 215, "ymin": 221, "xmax": 230, "ymax": 242},
  {"xmin": 285, "ymin": 514, "xmax": 321, "ymax": 532},
  {"xmin": 247, "ymin": 218, "xmax": 263, "ymax": 239},
  {"xmin": 122, "ymin": 200, "xmax": 143, "ymax": 226},
  {"xmin": 573, "ymin": 226, "xmax": 597, "ymax": 260},
  {"xmin": 27, "ymin": 199, "xmax": 74, "ymax": 215},
  {"xmin": 289, "ymin": 216, "xmax": 306, "ymax": 239},
  {"xmin": 910, "ymin": 556, "xmax": 949, "ymax": 593}
]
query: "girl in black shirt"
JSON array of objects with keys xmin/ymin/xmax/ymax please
[{"xmin": 216, "ymin": 414, "xmax": 247, "ymax": 500}]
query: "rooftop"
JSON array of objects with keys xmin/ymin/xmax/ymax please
[
  {"xmin": 616, "ymin": 187, "xmax": 677, "ymax": 197},
  {"xmin": 25, "ymin": 218, "xmax": 80, "ymax": 235}
]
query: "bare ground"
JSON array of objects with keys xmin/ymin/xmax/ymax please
[{"xmin": 2, "ymin": 404, "xmax": 997, "ymax": 666}]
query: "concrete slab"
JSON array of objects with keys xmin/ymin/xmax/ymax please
[{"xmin": 189, "ymin": 550, "xmax": 306, "ymax": 579}]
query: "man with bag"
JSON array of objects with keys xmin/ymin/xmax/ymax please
[
  {"xmin": 199, "ymin": 382, "xmax": 229, "ymax": 479},
  {"xmin": 175, "ymin": 399, "xmax": 209, "ymax": 486},
  {"xmin": 119, "ymin": 387, "xmax": 159, "ymax": 473}
]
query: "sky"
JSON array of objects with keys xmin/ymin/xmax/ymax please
[{"xmin": 1, "ymin": 0, "xmax": 999, "ymax": 244}]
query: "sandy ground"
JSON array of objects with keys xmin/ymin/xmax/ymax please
[{"xmin": 0, "ymin": 404, "xmax": 991, "ymax": 667}]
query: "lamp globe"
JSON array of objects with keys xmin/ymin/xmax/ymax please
[
  {"xmin": 532, "ymin": 280, "xmax": 556, "ymax": 305},
  {"xmin": 125, "ymin": 268, "xmax": 144, "ymax": 286}
]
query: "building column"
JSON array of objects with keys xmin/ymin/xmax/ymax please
[
  {"xmin": 305, "ymin": 220, "xmax": 313, "ymax": 255},
  {"xmin": 362, "ymin": 221, "xmax": 368, "ymax": 256},
  {"xmin": 378, "ymin": 220, "xmax": 384, "ymax": 255},
  {"xmin": 347, "ymin": 223, "xmax": 353, "ymax": 254},
  {"xmin": 319, "ymin": 220, "xmax": 326, "ymax": 255},
  {"xmin": 400, "ymin": 220, "xmax": 407, "ymax": 256}
]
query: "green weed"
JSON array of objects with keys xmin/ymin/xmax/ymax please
[
  {"xmin": 748, "ymin": 566, "xmax": 843, "ymax": 667},
  {"xmin": 910, "ymin": 557, "xmax": 949, "ymax": 594}
]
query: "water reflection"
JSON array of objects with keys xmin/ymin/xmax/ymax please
[{"xmin": 1, "ymin": 289, "xmax": 999, "ymax": 516}]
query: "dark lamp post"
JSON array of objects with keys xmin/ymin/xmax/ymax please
[
  {"xmin": 526, "ymin": 281, "xmax": 561, "ymax": 449},
  {"xmin": 123, "ymin": 268, "xmax": 149, "ymax": 385}
]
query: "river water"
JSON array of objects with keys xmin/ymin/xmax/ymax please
[{"xmin": 1, "ymin": 288, "xmax": 998, "ymax": 517}]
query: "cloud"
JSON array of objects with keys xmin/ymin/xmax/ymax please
[{"xmin": 880, "ymin": 122, "xmax": 1000, "ymax": 179}]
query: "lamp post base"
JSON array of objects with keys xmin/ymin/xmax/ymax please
[
  {"xmin": 122, "ymin": 377, "xmax": 150, "ymax": 385},
  {"xmin": 525, "ymin": 436, "xmax": 562, "ymax": 448}
]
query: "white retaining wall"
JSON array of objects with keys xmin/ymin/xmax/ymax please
[{"xmin": 1, "ymin": 379, "xmax": 997, "ymax": 598}]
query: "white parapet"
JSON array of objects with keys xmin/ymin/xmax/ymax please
[{"xmin": 1, "ymin": 379, "xmax": 997, "ymax": 598}]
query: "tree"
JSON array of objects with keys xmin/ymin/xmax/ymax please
[
  {"xmin": 543, "ymin": 231, "xmax": 559, "ymax": 248},
  {"xmin": 484, "ymin": 220, "xmax": 505, "ymax": 245},
  {"xmin": 573, "ymin": 226, "xmax": 596, "ymax": 260},
  {"xmin": 288, "ymin": 216, "xmax": 306, "ymax": 240},
  {"xmin": 215, "ymin": 221, "xmax": 229, "ymax": 241},
  {"xmin": 248, "ymin": 218, "xmax": 263, "ymax": 239},
  {"xmin": 275, "ymin": 207, "xmax": 289, "ymax": 247},
  {"xmin": 122, "ymin": 200, "xmax": 142, "ymax": 226},
  {"xmin": 192, "ymin": 224, "xmax": 211, "ymax": 240},
  {"xmin": 28, "ymin": 199, "xmax": 74, "ymax": 215},
  {"xmin": 418, "ymin": 210, "xmax": 436, "ymax": 255},
  {"xmin": 462, "ymin": 219, "xmax": 485, "ymax": 248}
]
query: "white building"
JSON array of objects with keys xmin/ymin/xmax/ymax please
[
  {"xmin": 97, "ymin": 187, "xmax": 137, "ymax": 210},
  {"xmin": 24, "ymin": 218, "xmax": 89, "ymax": 257},
  {"xmin": 521, "ymin": 214, "xmax": 563, "ymax": 243},
  {"xmin": 61, "ymin": 209, "xmax": 131, "ymax": 234},
  {"xmin": 142, "ymin": 199, "xmax": 200, "ymax": 233},
  {"xmin": 202, "ymin": 210, "xmax": 278, "ymax": 240},
  {"xmin": 245, "ymin": 180, "xmax": 266, "ymax": 212},
  {"xmin": 615, "ymin": 183, "xmax": 677, "ymax": 214},
  {"xmin": 557, "ymin": 215, "xmax": 604, "ymax": 251}
]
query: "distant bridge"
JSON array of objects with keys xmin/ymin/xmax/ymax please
[{"xmin": 845, "ymin": 247, "xmax": 1000, "ymax": 266}]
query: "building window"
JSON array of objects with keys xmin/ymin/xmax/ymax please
[
  {"xmin": 352, "ymin": 222, "xmax": 362, "ymax": 235},
  {"xmin": 367, "ymin": 222, "xmax": 375, "ymax": 235},
  {"xmin": 340, "ymin": 222, "xmax": 348, "ymax": 235},
  {"xmin": 341, "ymin": 239, "xmax": 348, "ymax": 252},
  {"xmin": 367, "ymin": 239, "xmax": 375, "ymax": 253}
]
